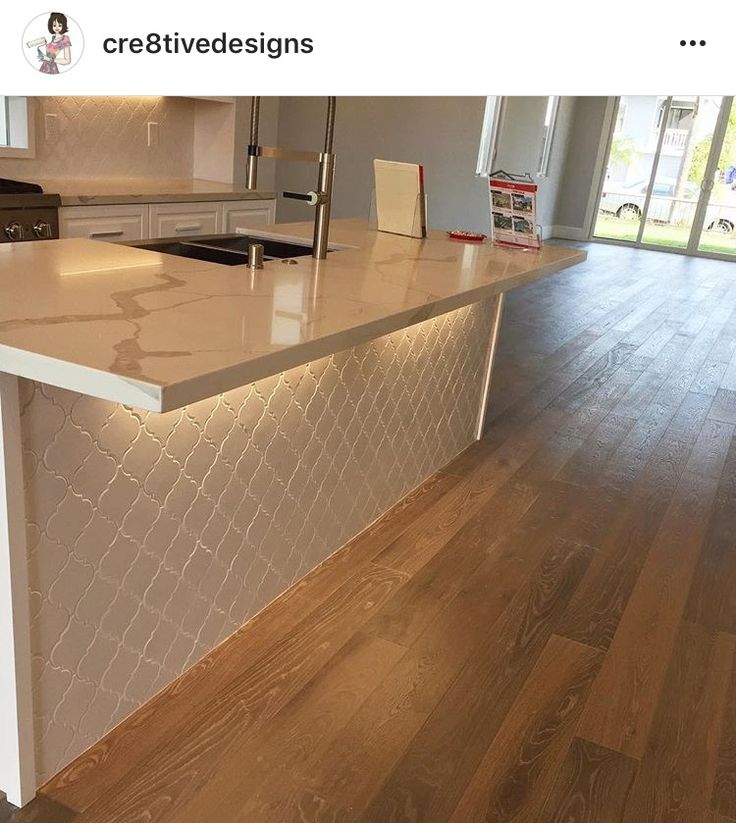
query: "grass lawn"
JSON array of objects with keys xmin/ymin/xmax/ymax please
[{"xmin": 593, "ymin": 214, "xmax": 736, "ymax": 256}]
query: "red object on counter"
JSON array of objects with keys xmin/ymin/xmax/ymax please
[{"xmin": 447, "ymin": 230, "xmax": 487, "ymax": 242}]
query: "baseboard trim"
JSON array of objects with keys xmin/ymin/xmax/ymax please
[{"xmin": 548, "ymin": 225, "xmax": 589, "ymax": 241}]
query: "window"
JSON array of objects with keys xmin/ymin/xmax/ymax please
[
  {"xmin": 476, "ymin": 96, "xmax": 505, "ymax": 176},
  {"xmin": 537, "ymin": 96, "xmax": 560, "ymax": 177},
  {"xmin": 477, "ymin": 96, "xmax": 560, "ymax": 178},
  {"xmin": 0, "ymin": 97, "xmax": 9, "ymax": 146},
  {"xmin": 0, "ymin": 97, "xmax": 35, "ymax": 158},
  {"xmin": 614, "ymin": 100, "xmax": 627, "ymax": 134},
  {"xmin": 654, "ymin": 97, "xmax": 696, "ymax": 131}
]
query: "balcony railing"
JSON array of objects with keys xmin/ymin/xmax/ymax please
[{"xmin": 646, "ymin": 127, "xmax": 690, "ymax": 154}]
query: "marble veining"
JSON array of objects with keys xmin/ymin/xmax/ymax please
[{"xmin": 0, "ymin": 221, "xmax": 586, "ymax": 411}]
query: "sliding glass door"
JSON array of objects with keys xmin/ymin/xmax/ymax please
[
  {"xmin": 594, "ymin": 96, "xmax": 736, "ymax": 260},
  {"xmin": 696, "ymin": 98, "xmax": 736, "ymax": 257}
]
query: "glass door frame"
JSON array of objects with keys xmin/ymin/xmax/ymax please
[
  {"xmin": 591, "ymin": 95, "xmax": 736, "ymax": 262},
  {"xmin": 689, "ymin": 96, "xmax": 733, "ymax": 255}
]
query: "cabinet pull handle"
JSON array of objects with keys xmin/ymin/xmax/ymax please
[
  {"xmin": 175, "ymin": 223, "xmax": 203, "ymax": 233},
  {"xmin": 89, "ymin": 230, "xmax": 125, "ymax": 238}
]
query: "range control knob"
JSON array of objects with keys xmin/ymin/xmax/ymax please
[
  {"xmin": 33, "ymin": 220, "xmax": 52, "ymax": 239},
  {"xmin": 5, "ymin": 221, "xmax": 24, "ymax": 241}
]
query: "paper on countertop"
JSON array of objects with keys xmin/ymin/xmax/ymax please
[{"xmin": 373, "ymin": 159, "xmax": 427, "ymax": 239}]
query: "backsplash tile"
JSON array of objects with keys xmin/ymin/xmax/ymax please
[
  {"xmin": 21, "ymin": 301, "xmax": 492, "ymax": 784},
  {"xmin": 0, "ymin": 96, "xmax": 195, "ymax": 180}
]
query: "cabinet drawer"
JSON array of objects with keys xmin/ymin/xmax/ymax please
[
  {"xmin": 222, "ymin": 200, "xmax": 276, "ymax": 233},
  {"xmin": 59, "ymin": 205, "xmax": 148, "ymax": 242},
  {"xmin": 150, "ymin": 203, "xmax": 220, "ymax": 238}
]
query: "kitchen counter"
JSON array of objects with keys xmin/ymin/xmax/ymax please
[
  {"xmin": 34, "ymin": 176, "xmax": 276, "ymax": 206},
  {"xmin": 0, "ymin": 220, "xmax": 585, "ymax": 807},
  {"xmin": 0, "ymin": 220, "xmax": 585, "ymax": 412}
]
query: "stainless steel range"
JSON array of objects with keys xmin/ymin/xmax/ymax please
[{"xmin": 0, "ymin": 193, "xmax": 61, "ymax": 243}]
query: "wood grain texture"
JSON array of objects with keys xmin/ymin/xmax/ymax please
[
  {"xmin": 0, "ymin": 796, "xmax": 75, "ymax": 823},
  {"xmin": 73, "ymin": 564, "xmax": 409, "ymax": 823},
  {"xmin": 685, "ymin": 437, "xmax": 736, "ymax": 634},
  {"xmin": 447, "ymin": 635, "xmax": 603, "ymax": 823},
  {"xmin": 577, "ymin": 470, "xmax": 719, "ymax": 757},
  {"xmin": 622, "ymin": 622, "xmax": 735, "ymax": 822},
  {"xmin": 712, "ymin": 630, "xmax": 736, "ymax": 819},
  {"xmin": 537, "ymin": 738, "xmax": 638, "ymax": 823},
  {"xmin": 165, "ymin": 632, "xmax": 405, "ymax": 823},
  {"xmin": 239, "ymin": 537, "xmax": 535, "ymax": 821},
  {"xmin": 359, "ymin": 539, "xmax": 594, "ymax": 822},
  {"xmin": 555, "ymin": 435, "xmax": 693, "ymax": 650},
  {"xmin": 363, "ymin": 481, "xmax": 537, "ymax": 647}
]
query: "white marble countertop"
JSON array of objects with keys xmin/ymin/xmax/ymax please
[
  {"xmin": 0, "ymin": 220, "xmax": 586, "ymax": 412},
  {"xmin": 35, "ymin": 177, "xmax": 276, "ymax": 206}
]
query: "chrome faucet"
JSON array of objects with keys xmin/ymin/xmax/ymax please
[{"xmin": 245, "ymin": 96, "xmax": 336, "ymax": 260}]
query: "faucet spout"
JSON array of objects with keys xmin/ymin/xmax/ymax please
[{"xmin": 246, "ymin": 96, "xmax": 337, "ymax": 261}]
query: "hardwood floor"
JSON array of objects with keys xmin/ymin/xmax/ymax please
[{"xmin": 8, "ymin": 241, "xmax": 736, "ymax": 822}]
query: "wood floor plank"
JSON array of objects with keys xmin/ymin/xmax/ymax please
[
  {"xmin": 446, "ymin": 635, "xmax": 603, "ymax": 823},
  {"xmin": 720, "ymin": 350, "xmax": 736, "ymax": 392},
  {"xmin": 577, "ymin": 470, "xmax": 720, "ymax": 758},
  {"xmin": 232, "ymin": 531, "xmax": 556, "ymax": 822},
  {"xmin": 374, "ymin": 408, "xmax": 568, "ymax": 575},
  {"xmin": 363, "ymin": 481, "xmax": 538, "ymax": 647},
  {"xmin": 709, "ymin": 388, "xmax": 736, "ymax": 425},
  {"xmin": 555, "ymin": 412, "xmax": 637, "ymax": 487},
  {"xmin": 622, "ymin": 622, "xmax": 735, "ymax": 823},
  {"xmin": 711, "ymin": 633, "xmax": 736, "ymax": 819},
  {"xmin": 691, "ymin": 357, "xmax": 730, "ymax": 397},
  {"xmin": 555, "ymin": 435, "xmax": 693, "ymax": 650},
  {"xmin": 162, "ymin": 631, "xmax": 405, "ymax": 823},
  {"xmin": 685, "ymin": 438, "xmax": 736, "ymax": 634},
  {"xmin": 663, "ymin": 391, "xmax": 715, "ymax": 443},
  {"xmin": 685, "ymin": 419, "xmax": 735, "ymax": 479},
  {"xmin": 356, "ymin": 539, "xmax": 594, "ymax": 822},
  {"xmin": 548, "ymin": 343, "xmax": 639, "ymax": 411},
  {"xmin": 71, "ymin": 564, "xmax": 409, "ymax": 823},
  {"xmin": 0, "ymin": 797, "xmax": 75, "ymax": 823},
  {"xmin": 537, "ymin": 739, "xmax": 638, "ymax": 823}
]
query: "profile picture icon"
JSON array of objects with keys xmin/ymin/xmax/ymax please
[{"xmin": 23, "ymin": 11, "xmax": 84, "ymax": 74}]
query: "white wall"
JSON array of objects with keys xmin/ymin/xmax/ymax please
[{"xmin": 191, "ymin": 97, "xmax": 280, "ymax": 191}]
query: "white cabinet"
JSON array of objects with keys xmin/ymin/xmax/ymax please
[
  {"xmin": 150, "ymin": 202, "xmax": 220, "ymax": 238},
  {"xmin": 59, "ymin": 205, "xmax": 148, "ymax": 242},
  {"xmin": 222, "ymin": 201, "xmax": 276, "ymax": 233},
  {"xmin": 59, "ymin": 199, "xmax": 276, "ymax": 242}
]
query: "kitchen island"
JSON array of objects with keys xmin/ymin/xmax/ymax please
[{"xmin": 0, "ymin": 219, "xmax": 585, "ymax": 806}]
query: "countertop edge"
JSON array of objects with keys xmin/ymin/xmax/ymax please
[
  {"xmin": 59, "ymin": 191, "xmax": 277, "ymax": 207},
  {"xmin": 159, "ymin": 248, "xmax": 587, "ymax": 412},
  {"xmin": 0, "ymin": 238, "xmax": 587, "ymax": 414},
  {"xmin": 0, "ymin": 345, "xmax": 164, "ymax": 412}
]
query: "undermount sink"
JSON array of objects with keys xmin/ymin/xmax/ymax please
[{"xmin": 131, "ymin": 233, "xmax": 319, "ymax": 266}]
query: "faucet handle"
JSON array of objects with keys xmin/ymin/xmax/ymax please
[{"xmin": 282, "ymin": 190, "xmax": 324, "ymax": 207}]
